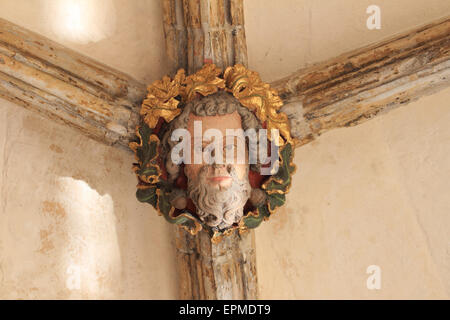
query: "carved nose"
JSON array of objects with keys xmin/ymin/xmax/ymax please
[{"xmin": 212, "ymin": 163, "xmax": 225, "ymax": 169}]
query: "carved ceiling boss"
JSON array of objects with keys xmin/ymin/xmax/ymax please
[{"xmin": 131, "ymin": 64, "xmax": 296, "ymax": 242}]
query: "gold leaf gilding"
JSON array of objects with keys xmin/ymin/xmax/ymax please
[
  {"xmin": 182, "ymin": 64, "xmax": 225, "ymax": 102},
  {"xmin": 224, "ymin": 64, "xmax": 292, "ymax": 145},
  {"xmin": 140, "ymin": 69, "xmax": 185, "ymax": 128}
]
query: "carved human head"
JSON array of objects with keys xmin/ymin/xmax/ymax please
[
  {"xmin": 132, "ymin": 64, "xmax": 296, "ymax": 241},
  {"xmin": 161, "ymin": 92, "xmax": 263, "ymax": 230}
]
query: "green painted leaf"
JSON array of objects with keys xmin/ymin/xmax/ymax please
[
  {"xmin": 136, "ymin": 125, "xmax": 158, "ymax": 165},
  {"xmin": 135, "ymin": 124, "xmax": 160, "ymax": 183},
  {"xmin": 136, "ymin": 187, "xmax": 157, "ymax": 207},
  {"xmin": 268, "ymin": 193, "xmax": 286, "ymax": 211},
  {"xmin": 165, "ymin": 213, "xmax": 196, "ymax": 227},
  {"xmin": 264, "ymin": 143, "xmax": 295, "ymax": 194},
  {"xmin": 243, "ymin": 205, "xmax": 270, "ymax": 229},
  {"xmin": 139, "ymin": 166, "xmax": 159, "ymax": 178},
  {"xmin": 158, "ymin": 191, "xmax": 172, "ymax": 216}
]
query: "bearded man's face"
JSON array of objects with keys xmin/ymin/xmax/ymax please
[{"xmin": 184, "ymin": 111, "xmax": 251, "ymax": 229}]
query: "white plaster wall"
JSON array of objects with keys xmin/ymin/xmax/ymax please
[
  {"xmin": 0, "ymin": 0, "xmax": 449, "ymax": 299},
  {"xmin": 0, "ymin": 99, "xmax": 178, "ymax": 299},
  {"xmin": 0, "ymin": 0, "xmax": 169, "ymax": 84},
  {"xmin": 245, "ymin": 0, "xmax": 450, "ymax": 82},
  {"xmin": 244, "ymin": 0, "xmax": 450, "ymax": 299},
  {"xmin": 0, "ymin": 0, "xmax": 177, "ymax": 299},
  {"xmin": 245, "ymin": 0, "xmax": 450, "ymax": 299},
  {"xmin": 255, "ymin": 88, "xmax": 450, "ymax": 299}
]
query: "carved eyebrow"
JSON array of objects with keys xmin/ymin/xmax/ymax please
[
  {"xmin": 190, "ymin": 137, "xmax": 219, "ymax": 148},
  {"xmin": 201, "ymin": 137, "xmax": 218, "ymax": 146}
]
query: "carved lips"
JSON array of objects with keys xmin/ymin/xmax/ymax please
[{"xmin": 206, "ymin": 166, "xmax": 233, "ymax": 188}]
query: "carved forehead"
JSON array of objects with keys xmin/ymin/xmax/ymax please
[{"xmin": 187, "ymin": 111, "xmax": 243, "ymax": 136}]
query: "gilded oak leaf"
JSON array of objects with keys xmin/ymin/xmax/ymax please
[
  {"xmin": 224, "ymin": 64, "xmax": 292, "ymax": 144},
  {"xmin": 140, "ymin": 69, "xmax": 185, "ymax": 128},
  {"xmin": 182, "ymin": 64, "xmax": 225, "ymax": 102}
]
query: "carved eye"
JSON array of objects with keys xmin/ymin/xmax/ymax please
[
  {"xmin": 224, "ymin": 144, "xmax": 234, "ymax": 151},
  {"xmin": 204, "ymin": 145, "xmax": 214, "ymax": 153}
]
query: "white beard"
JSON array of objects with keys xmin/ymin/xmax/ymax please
[{"xmin": 187, "ymin": 165, "xmax": 251, "ymax": 230}]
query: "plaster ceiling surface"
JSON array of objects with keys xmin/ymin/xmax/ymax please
[{"xmin": 0, "ymin": 0, "xmax": 448, "ymax": 83}]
